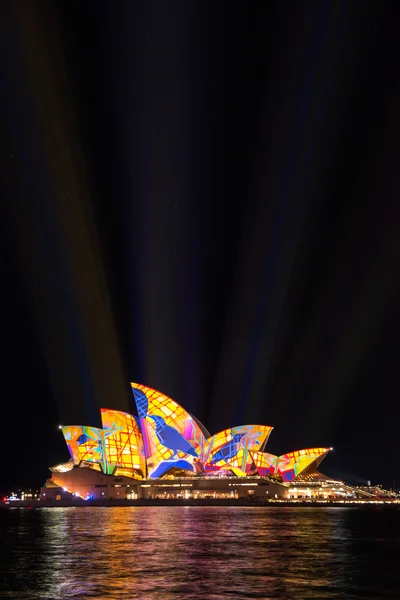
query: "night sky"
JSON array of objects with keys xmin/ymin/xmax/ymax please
[{"xmin": 1, "ymin": 1, "xmax": 399, "ymax": 493}]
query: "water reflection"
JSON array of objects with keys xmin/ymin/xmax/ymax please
[{"xmin": 0, "ymin": 507, "xmax": 399, "ymax": 599}]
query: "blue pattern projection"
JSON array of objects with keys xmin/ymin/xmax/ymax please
[
  {"xmin": 150, "ymin": 459, "xmax": 195, "ymax": 479},
  {"xmin": 77, "ymin": 433, "xmax": 90, "ymax": 445},
  {"xmin": 210, "ymin": 433, "xmax": 245, "ymax": 464},
  {"xmin": 148, "ymin": 415, "xmax": 198, "ymax": 457},
  {"xmin": 134, "ymin": 388, "xmax": 149, "ymax": 419}
]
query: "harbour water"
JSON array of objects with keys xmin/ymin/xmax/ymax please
[{"xmin": 0, "ymin": 506, "xmax": 399, "ymax": 599}]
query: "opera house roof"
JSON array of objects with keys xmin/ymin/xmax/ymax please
[{"xmin": 59, "ymin": 383, "xmax": 331, "ymax": 482}]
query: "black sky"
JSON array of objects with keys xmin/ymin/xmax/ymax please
[{"xmin": 1, "ymin": 1, "xmax": 399, "ymax": 492}]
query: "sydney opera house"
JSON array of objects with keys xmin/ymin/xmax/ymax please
[{"xmin": 42, "ymin": 383, "xmax": 339, "ymax": 501}]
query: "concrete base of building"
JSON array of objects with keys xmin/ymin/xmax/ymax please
[
  {"xmin": 43, "ymin": 466, "xmax": 289, "ymax": 501},
  {"xmin": 40, "ymin": 466, "xmax": 397, "ymax": 504}
]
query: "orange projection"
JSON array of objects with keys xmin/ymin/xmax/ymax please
[
  {"xmin": 60, "ymin": 383, "xmax": 330, "ymax": 481},
  {"xmin": 101, "ymin": 409, "xmax": 146, "ymax": 477}
]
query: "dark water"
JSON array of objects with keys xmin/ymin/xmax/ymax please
[{"xmin": 0, "ymin": 507, "xmax": 399, "ymax": 599}]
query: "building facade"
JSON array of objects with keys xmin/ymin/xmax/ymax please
[{"xmin": 44, "ymin": 383, "xmax": 333, "ymax": 501}]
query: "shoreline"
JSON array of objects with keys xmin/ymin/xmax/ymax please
[{"xmin": 1, "ymin": 498, "xmax": 399, "ymax": 509}]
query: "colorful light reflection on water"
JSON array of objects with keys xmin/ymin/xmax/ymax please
[{"xmin": 0, "ymin": 506, "xmax": 399, "ymax": 599}]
